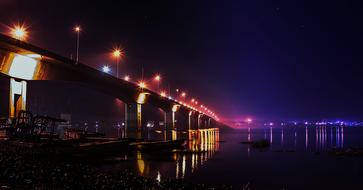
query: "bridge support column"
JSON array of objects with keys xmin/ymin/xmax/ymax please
[
  {"xmin": 197, "ymin": 114, "xmax": 203, "ymax": 129},
  {"xmin": 188, "ymin": 111, "xmax": 192, "ymax": 130},
  {"xmin": 188, "ymin": 111, "xmax": 198, "ymax": 130},
  {"xmin": 164, "ymin": 111, "xmax": 176, "ymax": 140},
  {"xmin": 125, "ymin": 103, "xmax": 143, "ymax": 139},
  {"xmin": 9, "ymin": 78, "xmax": 27, "ymax": 118},
  {"xmin": 206, "ymin": 118, "xmax": 212, "ymax": 128}
]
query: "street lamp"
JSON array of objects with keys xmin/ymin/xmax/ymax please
[
  {"xmin": 181, "ymin": 92, "xmax": 186, "ymax": 98},
  {"xmin": 74, "ymin": 25, "xmax": 81, "ymax": 64},
  {"xmin": 138, "ymin": 81, "xmax": 146, "ymax": 89},
  {"xmin": 154, "ymin": 74, "xmax": 161, "ymax": 91},
  {"xmin": 102, "ymin": 65, "xmax": 110, "ymax": 73},
  {"xmin": 112, "ymin": 48, "xmax": 122, "ymax": 78},
  {"xmin": 160, "ymin": 91, "xmax": 166, "ymax": 97},
  {"xmin": 10, "ymin": 24, "xmax": 28, "ymax": 41}
]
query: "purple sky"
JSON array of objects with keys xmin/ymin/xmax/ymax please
[{"xmin": 1, "ymin": 0, "xmax": 363, "ymax": 122}]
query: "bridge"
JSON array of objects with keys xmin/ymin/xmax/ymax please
[{"xmin": 0, "ymin": 33, "xmax": 221, "ymax": 139}]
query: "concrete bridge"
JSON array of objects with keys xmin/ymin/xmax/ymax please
[{"xmin": 0, "ymin": 33, "xmax": 219, "ymax": 139}]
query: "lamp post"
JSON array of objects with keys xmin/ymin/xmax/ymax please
[
  {"xmin": 154, "ymin": 74, "xmax": 161, "ymax": 92},
  {"xmin": 112, "ymin": 49, "xmax": 122, "ymax": 78},
  {"xmin": 74, "ymin": 26, "xmax": 81, "ymax": 64}
]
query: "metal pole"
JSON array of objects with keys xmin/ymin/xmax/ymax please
[
  {"xmin": 141, "ymin": 65, "xmax": 144, "ymax": 80},
  {"xmin": 116, "ymin": 57, "xmax": 119, "ymax": 78},
  {"xmin": 76, "ymin": 31, "xmax": 79, "ymax": 64}
]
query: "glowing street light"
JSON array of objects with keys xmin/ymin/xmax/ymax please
[
  {"xmin": 154, "ymin": 74, "xmax": 161, "ymax": 81},
  {"xmin": 102, "ymin": 65, "xmax": 110, "ymax": 73},
  {"xmin": 124, "ymin": 75, "xmax": 130, "ymax": 81},
  {"xmin": 10, "ymin": 24, "xmax": 28, "ymax": 41},
  {"xmin": 160, "ymin": 91, "xmax": 166, "ymax": 97},
  {"xmin": 138, "ymin": 81, "xmax": 147, "ymax": 89},
  {"xmin": 113, "ymin": 49, "xmax": 122, "ymax": 57},
  {"xmin": 74, "ymin": 25, "xmax": 81, "ymax": 64},
  {"xmin": 181, "ymin": 92, "xmax": 186, "ymax": 98},
  {"xmin": 154, "ymin": 74, "xmax": 161, "ymax": 91},
  {"xmin": 112, "ymin": 48, "xmax": 123, "ymax": 78}
]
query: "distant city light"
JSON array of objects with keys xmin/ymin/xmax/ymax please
[
  {"xmin": 10, "ymin": 24, "xmax": 28, "ymax": 40},
  {"xmin": 160, "ymin": 91, "xmax": 166, "ymax": 97},
  {"xmin": 181, "ymin": 92, "xmax": 186, "ymax": 97},
  {"xmin": 246, "ymin": 118, "xmax": 252, "ymax": 124},
  {"xmin": 124, "ymin": 75, "xmax": 130, "ymax": 81},
  {"xmin": 102, "ymin": 65, "xmax": 110, "ymax": 73}
]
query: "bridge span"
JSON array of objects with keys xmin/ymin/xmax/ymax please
[{"xmin": 0, "ymin": 34, "xmax": 220, "ymax": 139}]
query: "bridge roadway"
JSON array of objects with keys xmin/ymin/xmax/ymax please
[{"xmin": 0, "ymin": 33, "xmax": 219, "ymax": 138}]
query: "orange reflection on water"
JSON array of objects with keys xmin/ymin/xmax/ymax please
[
  {"xmin": 188, "ymin": 128, "xmax": 219, "ymax": 174},
  {"xmin": 135, "ymin": 128, "xmax": 220, "ymax": 180}
]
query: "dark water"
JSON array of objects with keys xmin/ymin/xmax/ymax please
[{"xmin": 100, "ymin": 126, "xmax": 363, "ymax": 190}]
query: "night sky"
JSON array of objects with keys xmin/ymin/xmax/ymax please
[{"xmin": 1, "ymin": 0, "xmax": 363, "ymax": 121}]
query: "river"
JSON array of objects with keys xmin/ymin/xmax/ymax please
[{"xmin": 99, "ymin": 126, "xmax": 363, "ymax": 190}]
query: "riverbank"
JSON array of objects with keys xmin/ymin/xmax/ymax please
[{"xmin": 0, "ymin": 141, "xmax": 230, "ymax": 190}]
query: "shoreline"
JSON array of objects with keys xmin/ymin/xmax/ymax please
[{"xmin": 0, "ymin": 141, "xmax": 230, "ymax": 190}]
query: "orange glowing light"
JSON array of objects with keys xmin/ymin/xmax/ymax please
[
  {"xmin": 10, "ymin": 24, "xmax": 28, "ymax": 41},
  {"xmin": 74, "ymin": 26, "xmax": 81, "ymax": 32},
  {"xmin": 160, "ymin": 91, "xmax": 166, "ymax": 97},
  {"xmin": 112, "ymin": 49, "xmax": 122, "ymax": 58},
  {"xmin": 138, "ymin": 81, "xmax": 147, "ymax": 88},
  {"xmin": 154, "ymin": 74, "xmax": 161, "ymax": 81}
]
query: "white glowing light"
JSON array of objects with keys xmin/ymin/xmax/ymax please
[{"xmin": 102, "ymin": 65, "xmax": 111, "ymax": 73}]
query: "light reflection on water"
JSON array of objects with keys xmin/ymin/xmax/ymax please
[
  {"xmin": 102, "ymin": 128, "xmax": 220, "ymax": 181},
  {"xmin": 101, "ymin": 126, "xmax": 363, "ymax": 189},
  {"xmin": 248, "ymin": 126, "xmax": 345, "ymax": 152}
]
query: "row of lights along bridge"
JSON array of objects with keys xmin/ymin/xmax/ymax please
[{"xmin": 7, "ymin": 23, "xmax": 219, "ymax": 120}]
